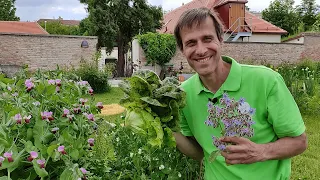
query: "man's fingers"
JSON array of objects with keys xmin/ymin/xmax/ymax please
[
  {"xmin": 225, "ymin": 144, "xmax": 247, "ymax": 153},
  {"xmin": 220, "ymin": 136, "xmax": 249, "ymax": 144},
  {"xmin": 221, "ymin": 151, "xmax": 248, "ymax": 160}
]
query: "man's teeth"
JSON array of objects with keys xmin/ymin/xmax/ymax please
[{"xmin": 197, "ymin": 57, "xmax": 210, "ymax": 62}]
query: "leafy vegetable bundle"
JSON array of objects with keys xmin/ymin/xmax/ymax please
[{"xmin": 119, "ymin": 69, "xmax": 186, "ymax": 148}]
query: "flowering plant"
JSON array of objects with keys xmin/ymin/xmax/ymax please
[
  {"xmin": 205, "ymin": 93, "xmax": 256, "ymax": 163},
  {"xmin": 0, "ymin": 70, "xmax": 104, "ymax": 179}
]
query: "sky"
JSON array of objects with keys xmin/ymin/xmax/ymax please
[{"xmin": 15, "ymin": 0, "xmax": 320, "ymax": 22}]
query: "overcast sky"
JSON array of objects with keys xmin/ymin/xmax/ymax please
[{"xmin": 15, "ymin": 0, "xmax": 320, "ymax": 22}]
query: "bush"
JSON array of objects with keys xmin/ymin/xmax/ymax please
[
  {"xmin": 74, "ymin": 59, "xmax": 111, "ymax": 94},
  {"xmin": 0, "ymin": 69, "xmax": 105, "ymax": 179}
]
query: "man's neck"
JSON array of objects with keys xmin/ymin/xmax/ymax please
[{"xmin": 199, "ymin": 59, "xmax": 231, "ymax": 93}]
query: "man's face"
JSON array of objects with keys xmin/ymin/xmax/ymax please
[{"xmin": 180, "ymin": 17, "xmax": 222, "ymax": 77}]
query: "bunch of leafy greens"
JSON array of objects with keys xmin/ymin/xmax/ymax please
[{"xmin": 119, "ymin": 70, "xmax": 186, "ymax": 148}]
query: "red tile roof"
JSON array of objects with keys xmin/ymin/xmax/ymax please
[
  {"xmin": 37, "ymin": 19, "xmax": 80, "ymax": 26},
  {"xmin": 0, "ymin": 21, "xmax": 49, "ymax": 35},
  {"xmin": 160, "ymin": 0, "xmax": 287, "ymax": 35}
]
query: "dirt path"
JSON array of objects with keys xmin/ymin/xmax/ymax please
[{"xmin": 100, "ymin": 104, "xmax": 125, "ymax": 116}]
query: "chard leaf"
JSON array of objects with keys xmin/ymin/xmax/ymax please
[
  {"xmin": 125, "ymin": 108, "xmax": 152, "ymax": 135},
  {"xmin": 133, "ymin": 69, "xmax": 161, "ymax": 87},
  {"xmin": 164, "ymin": 127, "xmax": 176, "ymax": 148},
  {"xmin": 140, "ymin": 97, "xmax": 167, "ymax": 107},
  {"xmin": 148, "ymin": 117, "xmax": 164, "ymax": 147}
]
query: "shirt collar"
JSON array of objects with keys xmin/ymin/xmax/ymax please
[{"xmin": 194, "ymin": 56, "xmax": 242, "ymax": 94}]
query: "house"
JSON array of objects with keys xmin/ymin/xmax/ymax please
[
  {"xmin": 37, "ymin": 18, "xmax": 81, "ymax": 26},
  {"xmin": 159, "ymin": 0, "xmax": 287, "ymax": 43},
  {"xmin": 0, "ymin": 21, "xmax": 48, "ymax": 35}
]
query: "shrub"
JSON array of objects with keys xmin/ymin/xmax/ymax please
[
  {"xmin": 0, "ymin": 69, "xmax": 105, "ymax": 179},
  {"xmin": 74, "ymin": 58, "xmax": 111, "ymax": 94}
]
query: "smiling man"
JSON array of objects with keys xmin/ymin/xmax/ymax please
[{"xmin": 173, "ymin": 7, "xmax": 308, "ymax": 180}]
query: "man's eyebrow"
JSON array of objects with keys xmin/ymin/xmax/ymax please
[{"xmin": 185, "ymin": 39, "xmax": 196, "ymax": 44}]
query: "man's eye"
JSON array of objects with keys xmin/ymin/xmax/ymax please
[
  {"xmin": 186, "ymin": 42, "xmax": 195, "ymax": 47},
  {"xmin": 204, "ymin": 38, "xmax": 212, "ymax": 42}
]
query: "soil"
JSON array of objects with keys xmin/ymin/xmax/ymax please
[{"xmin": 100, "ymin": 104, "xmax": 125, "ymax": 116}]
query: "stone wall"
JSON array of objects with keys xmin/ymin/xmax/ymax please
[
  {"xmin": 0, "ymin": 33, "xmax": 98, "ymax": 76},
  {"xmin": 138, "ymin": 32, "xmax": 320, "ymax": 73}
]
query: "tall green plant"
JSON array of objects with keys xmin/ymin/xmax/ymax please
[
  {"xmin": 137, "ymin": 32, "xmax": 177, "ymax": 79},
  {"xmin": 0, "ymin": 69, "xmax": 105, "ymax": 179}
]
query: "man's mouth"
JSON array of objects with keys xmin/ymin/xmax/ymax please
[{"xmin": 196, "ymin": 56, "xmax": 211, "ymax": 63}]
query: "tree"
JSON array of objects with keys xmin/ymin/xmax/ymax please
[
  {"xmin": 38, "ymin": 21, "xmax": 81, "ymax": 35},
  {"xmin": 0, "ymin": 0, "xmax": 20, "ymax": 21},
  {"xmin": 297, "ymin": 0, "xmax": 320, "ymax": 31},
  {"xmin": 312, "ymin": 13, "xmax": 320, "ymax": 31},
  {"xmin": 262, "ymin": 0, "xmax": 300, "ymax": 35},
  {"xmin": 137, "ymin": 32, "xmax": 176, "ymax": 79},
  {"xmin": 80, "ymin": 0, "xmax": 163, "ymax": 77}
]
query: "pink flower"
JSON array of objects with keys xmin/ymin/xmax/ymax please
[
  {"xmin": 24, "ymin": 115, "xmax": 32, "ymax": 124},
  {"xmin": 80, "ymin": 167, "xmax": 87, "ymax": 174},
  {"xmin": 88, "ymin": 138, "xmax": 94, "ymax": 147},
  {"xmin": 37, "ymin": 159, "xmax": 46, "ymax": 168},
  {"xmin": 73, "ymin": 107, "xmax": 81, "ymax": 114},
  {"xmin": 96, "ymin": 102, "xmax": 103, "ymax": 109},
  {"xmin": 7, "ymin": 86, "xmax": 12, "ymax": 91},
  {"xmin": 62, "ymin": 109, "xmax": 70, "ymax": 117},
  {"xmin": 41, "ymin": 111, "xmax": 54, "ymax": 121},
  {"xmin": 51, "ymin": 127, "xmax": 59, "ymax": 134},
  {"xmin": 25, "ymin": 79, "xmax": 34, "ymax": 92},
  {"xmin": 55, "ymin": 79, "xmax": 61, "ymax": 86},
  {"xmin": 14, "ymin": 114, "xmax": 22, "ymax": 124},
  {"xmin": 87, "ymin": 114, "xmax": 94, "ymax": 121},
  {"xmin": 0, "ymin": 156, "xmax": 4, "ymax": 167},
  {"xmin": 4, "ymin": 152, "xmax": 13, "ymax": 162},
  {"xmin": 88, "ymin": 88, "xmax": 94, "ymax": 95},
  {"xmin": 79, "ymin": 98, "xmax": 88, "ymax": 105},
  {"xmin": 27, "ymin": 151, "xmax": 38, "ymax": 162},
  {"xmin": 67, "ymin": 114, "xmax": 74, "ymax": 122},
  {"xmin": 48, "ymin": 79, "xmax": 55, "ymax": 85},
  {"xmin": 77, "ymin": 81, "xmax": 88, "ymax": 86},
  {"xmin": 58, "ymin": 146, "xmax": 67, "ymax": 155}
]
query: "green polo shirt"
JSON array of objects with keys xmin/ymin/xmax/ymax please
[{"xmin": 179, "ymin": 56, "xmax": 306, "ymax": 180}]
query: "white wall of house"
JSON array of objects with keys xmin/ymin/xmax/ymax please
[
  {"xmin": 99, "ymin": 47, "xmax": 118, "ymax": 71},
  {"xmin": 284, "ymin": 37, "xmax": 304, "ymax": 44},
  {"xmin": 224, "ymin": 33, "xmax": 282, "ymax": 43}
]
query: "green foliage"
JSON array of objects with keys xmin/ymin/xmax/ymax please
[
  {"xmin": 0, "ymin": 69, "xmax": 106, "ymax": 179},
  {"xmin": 137, "ymin": 32, "xmax": 176, "ymax": 66},
  {"xmin": 38, "ymin": 21, "xmax": 81, "ymax": 36},
  {"xmin": 0, "ymin": 0, "xmax": 20, "ymax": 21},
  {"xmin": 119, "ymin": 69, "xmax": 186, "ymax": 148},
  {"xmin": 312, "ymin": 13, "xmax": 320, "ymax": 31},
  {"xmin": 262, "ymin": 0, "xmax": 300, "ymax": 35},
  {"xmin": 80, "ymin": 0, "xmax": 163, "ymax": 77},
  {"xmin": 297, "ymin": 0, "xmax": 320, "ymax": 31},
  {"xmin": 73, "ymin": 56, "xmax": 111, "ymax": 94},
  {"xmin": 104, "ymin": 124, "xmax": 201, "ymax": 180}
]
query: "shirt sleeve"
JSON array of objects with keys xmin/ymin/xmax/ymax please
[
  {"xmin": 179, "ymin": 109, "xmax": 194, "ymax": 137},
  {"xmin": 267, "ymin": 73, "xmax": 306, "ymax": 138}
]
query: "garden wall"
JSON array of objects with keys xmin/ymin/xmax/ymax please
[
  {"xmin": 138, "ymin": 32, "xmax": 320, "ymax": 73},
  {"xmin": 0, "ymin": 33, "xmax": 98, "ymax": 77}
]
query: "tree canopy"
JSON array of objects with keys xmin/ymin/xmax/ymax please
[
  {"xmin": 297, "ymin": 0, "xmax": 320, "ymax": 31},
  {"xmin": 80, "ymin": 0, "xmax": 163, "ymax": 77},
  {"xmin": 262, "ymin": 0, "xmax": 300, "ymax": 35},
  {"xmin": 0, "ymin": 0, "xmax": 20, "ymax": 21},
  {"xmin": 38, "ymin": 21, "xmax": 81, "ymax": 36}
]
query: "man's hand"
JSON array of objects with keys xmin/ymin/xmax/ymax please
[{"xmin": 220, "ymin": 137, "xmax": 267, "ymax": 165}]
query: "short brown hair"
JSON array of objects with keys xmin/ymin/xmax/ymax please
[{"xmin": 174, "ymin": 7, "xmax": 224, "ymax": 51}]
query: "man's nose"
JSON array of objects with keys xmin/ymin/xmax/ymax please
[{"xmin": 195, "ymin": 43, "xmax": 207, "ymax": 56}]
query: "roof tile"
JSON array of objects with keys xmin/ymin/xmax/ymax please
[{"xmin": 0, "ymin": 21, "xmax": 49, "ymax": 35}]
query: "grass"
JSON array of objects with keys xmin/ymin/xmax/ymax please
[
  {"xmin": 94, "ymin": 87, "xmax": 320, "ymax": 179},
  {"xmin": 291, "ymin": 115, "xmax": 320, "ymax": 180}
]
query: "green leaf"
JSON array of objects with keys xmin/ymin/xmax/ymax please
[
  {"xmin": 163, "ymin": 127, "xmax": 176, "ymax": 148},
  {"xmin": 70, "ymin": 149, "xmax": 79, "ymax": 160},
  {"xmin": 47, "ymin": 144, "xmax": 58, "ymax": 156},
  {"xmin": 209, "ymin": 150, "xmax": 220, "ymax": 163},
  {"xmin": 148, "ymin": 117, "xmax": 164, "ymax": 147},
  {"xmin": 59, "ymin": 168, "xmax": 74, "ymax": 180},
  {"xmin": 32, "ymin": 160, "xmax": 48, "ymax": 178},
  {"xmin": 26, "ymin": 128, "xmax": 33, "ymax": 141},
  {"xmin": 0, "ymin": 177, "xmax": 10, "ymax": 180},
  {"xmin": 140, "ymin": 97, "xmax": 167, "ymax": 107}
]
